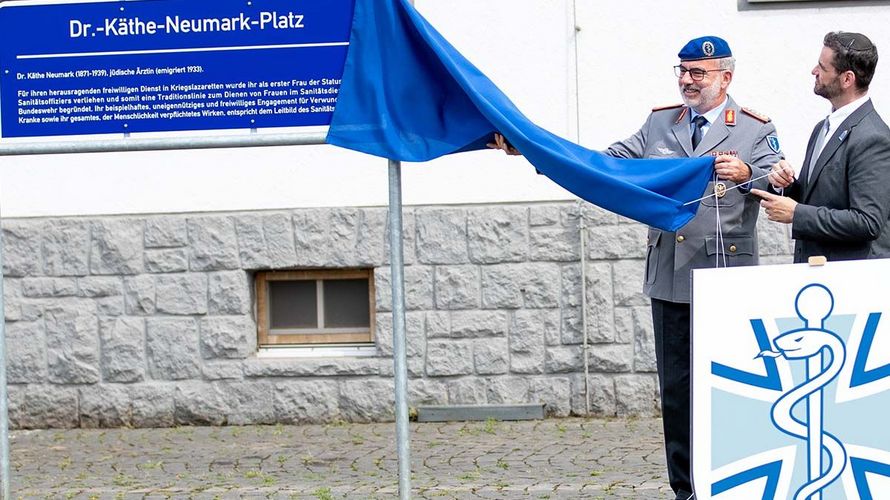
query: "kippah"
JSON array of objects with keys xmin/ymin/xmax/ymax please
[{"xmin": 836, "ymin": 32, "xmax": 875, "ymax": 52}]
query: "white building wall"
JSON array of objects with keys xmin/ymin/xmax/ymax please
[{"xmin": 1, "ymin": 0, "xmax": 889, "ymax": 217}]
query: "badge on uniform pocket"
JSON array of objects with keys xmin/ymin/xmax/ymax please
[{"xmin": 710, "ymin": 150, "xmax": 739, "ymax": 158}]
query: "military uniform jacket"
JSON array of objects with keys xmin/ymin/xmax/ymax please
[{"xmin": 606, "ymin": 96, "xmax": 783, "ymax": 303}]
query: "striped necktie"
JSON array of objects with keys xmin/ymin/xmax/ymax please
[{"xmin": 803, "ymin": 117, "xmax": 830, "ymax": 185}]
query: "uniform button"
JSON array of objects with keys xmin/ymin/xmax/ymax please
[
  {"xmin": 676, "ymin": 235, "xmax": 685, "ymax": 243},
  {"xmin": 729, "ymin": 244, "xmax": 737, "ymax": 253}
]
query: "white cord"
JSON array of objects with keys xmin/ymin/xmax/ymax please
[{"xmin": 712, "ymin": 174, "xmax": 727, "ymax": 268}]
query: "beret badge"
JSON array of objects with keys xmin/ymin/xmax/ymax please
[{"xmin": 702, "ymin": 41, "xmax": 715, "ymax": 57}]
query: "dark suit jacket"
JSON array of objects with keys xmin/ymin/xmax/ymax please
[{"xmin": 781, "ymin": 99, "xmax": 890, "ymax": 262}]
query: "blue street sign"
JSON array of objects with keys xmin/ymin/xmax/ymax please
[{"xmin": 0, "ymin": 0, "xmax": 355, "ymax": 138}]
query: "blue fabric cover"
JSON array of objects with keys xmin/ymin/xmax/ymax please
[{"xmin": 326, "ymin": 0, "xmax": 714, "ymax": 232}]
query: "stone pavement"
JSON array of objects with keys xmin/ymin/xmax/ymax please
[{"xmin": 8, "ymin": 417, "xmax": 672, "ymax": 499}]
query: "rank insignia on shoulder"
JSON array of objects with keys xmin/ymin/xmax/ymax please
[
  {"xmin": 724, "ymin": 109, "xmax": 736, "ymax": 126},
  {"xmin": 652, "ymin": 103, "xmax": 684, "ymax": 112},
  {"xmin": 674, "ymin": 107, "xmax": 689, "ymax": 124},
  {"xmin": 741, "ymin": 107, "xmax": 771, "ymax": 123},
  {"xmin": 767, "ymin": 135, "xmax": 781, "ymax": 153}
]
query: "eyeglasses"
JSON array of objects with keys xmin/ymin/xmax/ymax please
[{"xmin": 673, "ymin": 65, "xmax": 724, "ymax": 81}]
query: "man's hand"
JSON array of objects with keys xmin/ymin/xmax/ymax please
[
  {"xmin": 768, "ymin": 160, "xmax": 796, "ymax": 189},
  {"xmin": 486, "ymin": 133, "xmax": 522, "ymax": 156},
  {"xmin": 714, "ymin": 155, "xmax": 751, "ymax": 184},
  {"xmin": 751, "ymin": 188, "xmax": 797, "ymax": 224}
]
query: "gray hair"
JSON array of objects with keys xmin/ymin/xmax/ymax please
[{"xmin": 718, "ymin": 56, "xmax": 736, "ymax": 72}]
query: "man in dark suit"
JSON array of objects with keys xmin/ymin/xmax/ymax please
[{"xmin": 755, "ymin": 32, "xmax": 890, "ymax": 262}]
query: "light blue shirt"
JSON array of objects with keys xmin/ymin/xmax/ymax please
[{"xmin": 689, "ymin": 97, "xmax": 729, "ymax": 137}]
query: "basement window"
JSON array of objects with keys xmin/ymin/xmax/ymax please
[{"xmin": 256, "ymin": 269, "xmax": 375, "ymax": 346}]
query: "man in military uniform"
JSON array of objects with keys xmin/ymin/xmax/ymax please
[{"xmin": 491, "ymin": 36, "xmax": 783, "ymax": 499}]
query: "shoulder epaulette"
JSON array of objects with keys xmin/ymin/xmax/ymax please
[
  {"xmin": 740, "ymin": 107, "xmax": 771, "ymax": 123},
  {"xmin": 674, "ymin": 106, "xmax": 689, "ymax": 124},
  {"xmin": 652, "ymin": 103, "xmax": 684, "ymax": 112}
]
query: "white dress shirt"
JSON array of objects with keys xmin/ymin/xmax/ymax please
[{"xmin": 816, "ymin": 93, "xmax": 870, "ymax": 158}]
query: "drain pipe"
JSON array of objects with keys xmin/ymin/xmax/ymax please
[
  {"xmin": 569, "ymin": 1, "xmax": 590, "ymax": 415},
  {"xmin": 577, "ymin": 200, "xmax": 590, "ymax": 414}
]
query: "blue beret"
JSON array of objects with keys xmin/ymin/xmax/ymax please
[{"xmin": 678, "ymin": 36, "xmax": 732, "ymax": 61}]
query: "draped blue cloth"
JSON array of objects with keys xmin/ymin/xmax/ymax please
[{"xmin": 326, "ymin": 0, "xmax": 714, "ymax": 232}]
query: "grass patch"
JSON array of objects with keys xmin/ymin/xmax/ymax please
[
  {"xmin": 111, "ymin": 473, "xmax": 136, "ymax": 487},
  {"xmin": 458, "ymin": 468, "xmax": 482, "ymax": 482},
  {"xmin": 312, "ymin": 487, "xmax": 334, "ymax": 500},
  {"xmin": 483, "ymin": 417, "xmax": 498, "ymax": 435},
  {"xmin": 138, "ymin": 460, "xmax": 164, "ymax": 470}
]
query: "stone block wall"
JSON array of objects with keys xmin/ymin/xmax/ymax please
[{"xmin": 1, "ymin": 202, "xmax": 793, "ymax": 428}]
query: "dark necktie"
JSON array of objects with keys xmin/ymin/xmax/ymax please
[{"xmin": 691, "ymin": 115, "xmax": 708, "ymax": 150}]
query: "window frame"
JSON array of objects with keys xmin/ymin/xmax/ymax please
[
  {"xmin": 740, "ymin": 0, "xmax": 868, "ymax": 6},
  {"xmin": 256, "ymin": 269, "xmax": 376, "ymax": 346}
]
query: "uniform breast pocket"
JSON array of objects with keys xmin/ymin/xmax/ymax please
[{"xmin": 705, "ymin": 236, "xmax": 756, "ymax": 266}]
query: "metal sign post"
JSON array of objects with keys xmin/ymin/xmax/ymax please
[
  {"xmin": 0, "ymin": 238, "xmax": 8, "ymax": 500},
  {"xmin": 388, "ymin": 159, "xmax": 411, "ymax": 499}
]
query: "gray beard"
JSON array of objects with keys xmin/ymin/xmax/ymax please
[{"xmin": 681, "ymin": 77, "xmax": 723, "ymax": 112}]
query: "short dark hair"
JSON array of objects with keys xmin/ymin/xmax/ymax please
[{"xmin": 823, "ymin": 31, "xmax": 878, "ymax": 91}]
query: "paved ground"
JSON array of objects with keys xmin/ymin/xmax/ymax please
[{"xmin": 8, "ymin": 417, "xmax": 672, "ymax": 499}]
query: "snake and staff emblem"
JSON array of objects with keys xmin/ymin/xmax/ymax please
[{"xmin": 758, "ymin": 284, "xmax": 848, "ymax": 500}]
